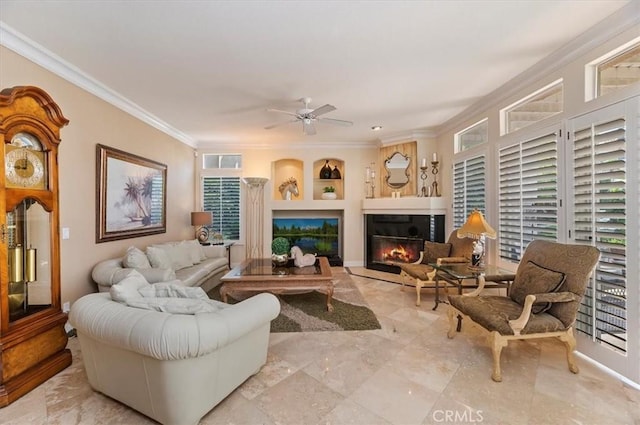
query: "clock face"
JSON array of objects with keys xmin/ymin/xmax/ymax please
[{"xmin": 5, "ymin": 147, "xmax": 46, "ymax": 189}]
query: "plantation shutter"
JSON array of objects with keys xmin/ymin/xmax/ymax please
[
  {"xmin": 498, "ymin": 130, "xmax": 559, "ymax": 263},
  {"xmin": 573, "ymin": 118, "xmax": 627, "ymax": 353},
  {"xmin": 202, "ymin": 176, "xmax": 241, "ymax": 240},
  {"xmin": 452, "ymin": 155, "xmax": 486, "ymax": 229}
]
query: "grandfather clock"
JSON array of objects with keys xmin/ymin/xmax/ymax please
[{"xmin": 0, "ymin": 86, "xmax": 71, "ymax": 405}]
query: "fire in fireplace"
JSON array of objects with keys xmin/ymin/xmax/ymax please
[{"xmin": 371, "ymin": 235, "xmax": 422, "ymax": 265}]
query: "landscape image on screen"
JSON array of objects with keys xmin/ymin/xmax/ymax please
[{"xmin": 272, "ymin": 218, "xmax": 339, "ymax": 256}]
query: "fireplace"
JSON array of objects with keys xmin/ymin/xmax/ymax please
[{"xmin": 365, "ymin": 214, "xmax": 444, "ymax": 273}]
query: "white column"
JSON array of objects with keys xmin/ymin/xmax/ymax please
[{"xmin": 242, "ymin": 177, "xmax": 268, "ymax": 259}]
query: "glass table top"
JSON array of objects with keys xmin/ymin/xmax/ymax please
[{"xmin": 231, "ymin": 258, "xmax": 322, "ymax": 277}]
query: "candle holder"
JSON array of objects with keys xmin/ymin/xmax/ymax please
[
  {"xmin": 430, "ymin": 161, "xmax": 441, "ymax": 197},
  {"xmin": 419, "ymin": 166, "xmax": 429, "ymax": 197}
]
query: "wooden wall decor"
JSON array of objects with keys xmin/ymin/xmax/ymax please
[{"xmin": 378, "ymin": 141, "xmax": 417, "ymax": 198}]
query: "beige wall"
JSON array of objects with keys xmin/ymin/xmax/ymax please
[{"xmin": 1, "ymin": 47, "xmax": 196, "ymax": 305}]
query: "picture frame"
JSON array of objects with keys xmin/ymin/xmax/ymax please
[{"xmin": 96, "ymin": 144, "xmax": 167, "ymax": 243}]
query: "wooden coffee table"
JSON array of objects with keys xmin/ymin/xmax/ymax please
[{"xmin": 220, "ymin": 256, "xmax": 335, "ymax": 311}]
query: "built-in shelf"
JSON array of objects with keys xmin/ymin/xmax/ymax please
[{"xmin": 314, "ymin": 159, "xmax": 344, "ymax": 200}]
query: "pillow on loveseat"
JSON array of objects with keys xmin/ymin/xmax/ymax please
[
  {"xmin": 123, "ymin": 246, "xmax": 151, "ymax": 269},
  {"xmin": 510, "ymin": 260, "xmax": 566, "ymax": 314},
  {"xmin": 149, "ymin": 243, "xmax": 193, "ymax": 271},
  {"xmin": 110, "ymin": 269, "xmax": 151, "ymax": 303}
]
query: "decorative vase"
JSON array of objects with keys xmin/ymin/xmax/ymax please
[
  {"xmin": 272, "ymin": 253, "xmax": 289, "ymax": 267},
  {"xmin": 320, "ymin": 160, "xmax": 332, "ymax": 179},
  {"xmin": 330, "ymin": 165, "xmax": 341, "ymax": 179},
  {"xmin": 322, "ymin": 192, "xmax": 337, "ymax": 200}
]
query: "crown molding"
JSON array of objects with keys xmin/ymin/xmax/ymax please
[
  {"xmin": 378, "ymin": 130, "xmax": 436, "ymax": 146},
  {"xmin": 435, "ymin": 2, "xmax": 640, "ymax": 137},
  {"xmin": 197, "ymin": 138, "xmax": 378, "ymax": 150},
  {"xmin": 0, "ymin": 22, "xmax": 197, "ymax": 148}
]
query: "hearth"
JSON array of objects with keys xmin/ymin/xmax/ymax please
[{"xmin": 365, "ymin": 214, "xmax": 444, "ymax": 273}]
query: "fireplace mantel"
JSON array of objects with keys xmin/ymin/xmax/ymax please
[{"xmin": 361, "ymin": 197, "xmax": 447, "ymax": 215}]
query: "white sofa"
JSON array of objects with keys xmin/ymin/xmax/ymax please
[
  {"xmin": 91, "ymin": 240, "xmax": 228, "ymax": 293},
  {"xmin": 69, "ymin": 288, "xmax": 280, "ymax": 425}
]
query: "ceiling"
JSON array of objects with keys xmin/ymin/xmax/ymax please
[{"xmin": 0, "ymin": 1, "xmax": 631, "ymax": 148}]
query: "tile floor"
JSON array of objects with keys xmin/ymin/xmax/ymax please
[{"xmin": 1, "ymin": 268, "xmax": 639, "ymax": 425}]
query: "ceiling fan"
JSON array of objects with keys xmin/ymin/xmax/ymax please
[{"xmin": 265, "ymin": 97, "xmax": 353, "ymax": 135}]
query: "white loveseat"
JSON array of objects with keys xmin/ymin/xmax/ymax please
[
  {"xmin": 91, "ymin": 240, "xmax": 228, "ymax": 293},
  {"xmin": 69, "ymin": 278, "xmax": 280, "ymax": 425}
]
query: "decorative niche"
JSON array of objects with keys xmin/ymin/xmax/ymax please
[
  {"xmin": 272, "ymin": 158, "xmax": 304, "ymax": 201},
  {"xmin": 313, "ymin": 158, "xmax": 344, "ymax": 200}
]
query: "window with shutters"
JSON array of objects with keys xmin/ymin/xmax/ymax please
[
  {"xmin": 453, "ymin": 155, "xmax": 486, "ymax": 229},
  {"xmin": 202, "ymin": 176, "xmax": 241, "ymax": 241},
  {"xmin": 498, "ymin": 130, "xmax": 559, "ymax": 263},
  {"xmin": 572, "ymin": 117, "xmax": 627, "ymax": 354},
  {"xmin": 501, "ymin": 80, "xmax": 563, "ymax": 135},
  {"xmin": 455, "ymin": 119, "xmax": 488, "ymax": 153}
]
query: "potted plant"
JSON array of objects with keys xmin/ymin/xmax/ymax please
[
  {"xmin": 271, "ymin": 237, "xmax": 290, "ymax": 267},
  {"xmin": 322, "ymin": 186, "xmax": 337, "ymax": 200}
]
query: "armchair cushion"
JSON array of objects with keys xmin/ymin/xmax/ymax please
[
  {"xmin": 448, "ymin": 294, "xmax": 566, "ymax": 335},
  {"xmin": 510, "ymin": 260, "xmax": 566, "ymax": 314},
  {"xmin": 420, "ymin": 241, "xmax": 452, "ymax": 265},
  {"xmin": 398, "ymin": 263, "xmax": 434, "ymax": 280}
]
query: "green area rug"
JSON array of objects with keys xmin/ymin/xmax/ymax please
[{"xmin": 208, "ymin": 269, "xmax": 381, "ymax": 333}]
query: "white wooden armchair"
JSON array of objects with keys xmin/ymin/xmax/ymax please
[
  {"xmin": 398, "ymin": 231, "xmax": 474, "ymax": 306},
  {"xmin": 447, "ymin": 240, "xmax": 600, "ymax": 382}
]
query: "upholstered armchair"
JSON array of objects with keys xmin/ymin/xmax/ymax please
[
  {"xmin": 447, "ymin": 240, "xmax": 600, "ymax": 382},
  {"xmin": 398, "ymin": 230, "xmax": 475, "ymax": 306}
]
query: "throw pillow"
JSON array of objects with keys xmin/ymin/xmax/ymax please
[
  {"xmin": 510, "ymin": 260, "xmax": 566, "ymax": 314},
  {"xmin": 122, "ymin": 246, "xmax": 151, "ymax": 269},
  {"xmin": 110, "ymin": 269, "xmax": 151, "ymax": 303},
  {"xmin": 146, "ymin": 245, "xmax": 173, "ymax": 269},
  {"xmin": 169, "ymin": 243, "xmax": 194, "ymax": 270},
  {"xmin": 183, "ymin": 239, "xmax": 205, "ymax": 264},
  {"xmin": 421, "ymin": 241, "xmax": 452, "ymax": 265}
]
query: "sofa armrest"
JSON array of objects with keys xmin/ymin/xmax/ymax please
[
  {"xmin": 202, "ymin": 244, "xmax": 227, "ymax": 259},
  {"xmin": 70, "ymin": 292, "xmax": 280, "ymax": 361}
]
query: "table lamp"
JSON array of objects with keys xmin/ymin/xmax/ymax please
[
  {"xmin": 191, "ymin": 211, "xmax": 212, "ymax": 245},
  {"xmin": 457, "ymin": 209, "xmax": 496, "ymax": 270}
]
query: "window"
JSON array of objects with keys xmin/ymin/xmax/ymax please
[
  {"xmin": 572, "ymin": 116, "xmax": 627, "ymax": 354},
  {"xmin": 455, "ymin": 119, "xmax": 488, "ymax": 153},
  {"xmin": 589, "ymin": 38, "xmax": 640, "ymax": 99},
  {"xmin": 202, "ymin": 176, "xmax": 241, "ymax": 241},
  {"xmin": 498, "ymin": 129, "xmax": 559, "ymax": 263},
  {"xmin": 202, "ymin": 154, "xmax": 241, "ymax": 169},
  {"xmin": 453, "ymin": 155, "xmax": 486, "ymax": 229},
  {"xmin": 501, "ymin": 80, "xmax": 563, "ymax": 135}
]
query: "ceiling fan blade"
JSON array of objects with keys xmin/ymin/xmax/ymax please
[
  {"xmin": 309, "ymin": 104, "xmax": 336, "ymax": 117},
  {"xmin": 303, "ymin": 120, "xmax": 316, "ymax": 135},
  {"xmin": 318, "ymin": 117, "xmax": 353, "ymax": 126},
  {"xmin": 265, "ymin": 119, "xmax": 297, "ymax": 130},
  {"xmin": 267, "ymin": 108, "xmax": 299, "ymax": 117}
]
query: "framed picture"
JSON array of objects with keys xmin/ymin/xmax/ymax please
[{"xmin": 96, "ymin": 144, "xmax": 167, "ymax": 243}]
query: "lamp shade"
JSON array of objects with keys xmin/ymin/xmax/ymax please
[
  {"xmin": 190, "ymin": 211, "xmax": 212, "ymax": 226},
  {"xmin": 457, "ymin": 210, "xmax": 496, "ymax": 240}
]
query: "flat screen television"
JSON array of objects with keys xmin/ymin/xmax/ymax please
[{"xmin": 272, "ymin": 217, "xmax": 340, "ymax": 257}]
